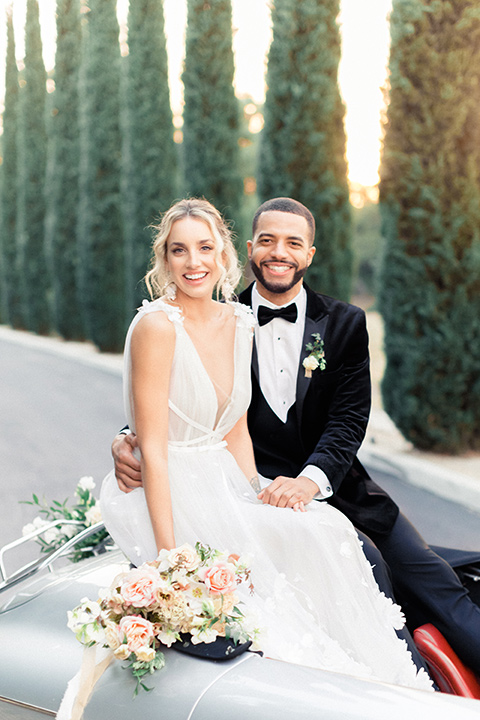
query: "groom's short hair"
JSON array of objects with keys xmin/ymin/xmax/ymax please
[{"xmin": 252, "ymin": 198, "xmax": 316, "ymax": 245}]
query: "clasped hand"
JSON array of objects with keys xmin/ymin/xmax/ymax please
[{"xmin": 258, "ymin": 475, "xmax": 319, "ymax": 513}]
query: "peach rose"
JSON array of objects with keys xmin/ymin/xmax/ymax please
[
  {"xmin": 204, "ymin": 562, "xmax": 237, "ymax": 595},
  {"xmin": 119, "ymin": 615, "xmax": 155, "ymax": 653},
  {"xmin": 120, "ymin": 565, "xmax": 160, "ymax": 608},
  {"xmin": 135, "ymin": 646, "xmax": 156, "ymax": 663}
]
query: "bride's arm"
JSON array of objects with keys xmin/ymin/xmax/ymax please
[
  {"xmin": 130, "ymin": 313, "xmax": 176, "ymax": 553},
  {"xmin": 224, "ymin": 412, "xmax": 260, "ymax": 493}
]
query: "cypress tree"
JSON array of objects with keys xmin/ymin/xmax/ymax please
[
  {"xmin": 78, "ymin": 0, "xmax": 125, "ymax": 352},
  {"xmin": 0, "ymin": 8, "xmax": 20, "ymax": 327},
  {"xmin": 125, "ymin": 0, "xmax": 177, "ymax": 313},
  {"xmin": 16, "ymin": 0, "xmax": 49, "ymax": 333},
  {"xmin": 182, "ymin": 0, "xmax": 244, "ymax": 246},
  {"xmin": 379, "ymin": 0, "xmax": 480, "ymax": 453},
  {"xmin": 45, "ymin": 0, "xmax": 83, "ymax": 339},
  {"xmin": 258, "ymin": 0, "xmax": 352, "ymax": 300}
]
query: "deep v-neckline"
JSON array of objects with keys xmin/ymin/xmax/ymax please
[{"xmin": 179, "ymin": 312, "xmax": 238, "ymax": 430}]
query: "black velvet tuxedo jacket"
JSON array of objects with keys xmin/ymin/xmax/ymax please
[{"xmin": 238, "ymin": 282, "xmax": 399, "ymax": 536}]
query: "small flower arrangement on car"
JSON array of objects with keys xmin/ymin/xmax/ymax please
[
  {"xmin": 67, "ymin": 542, "xmax": 259, "ymax": 695},
  {"xmin": 303, "ymin": 333, "xmax": 327, "ymax": 377},
  {"xmin": 21, "ymin": 476, "xmax": 109, "ymax": 563}
]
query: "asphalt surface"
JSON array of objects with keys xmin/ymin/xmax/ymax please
[{"xmin": 0, "ymin": 332, "xmax": 123, "ymax": 548}]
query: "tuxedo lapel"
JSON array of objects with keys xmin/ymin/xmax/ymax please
[{"xmin": 295, "ymin": 285, "xmax": 329, "ymax": 423}]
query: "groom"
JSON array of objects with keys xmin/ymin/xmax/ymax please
[{"xmin": 112, "ymin": 197, "xmax": 480, "ymax": 676}]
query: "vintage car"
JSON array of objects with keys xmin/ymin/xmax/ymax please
[{"xmin": 1, "ymin": 523, "xmax": 480, "ymax": 720}]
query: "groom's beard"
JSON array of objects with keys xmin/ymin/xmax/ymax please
[{"xmin": 250, "ymin": 258, "xmax": 307, "ymax": 295}]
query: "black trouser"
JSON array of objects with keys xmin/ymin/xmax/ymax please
[{"xmin": 367, "ymin": 511, "xmax": 480, "ymax": 676}]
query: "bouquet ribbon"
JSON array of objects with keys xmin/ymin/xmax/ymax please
[{"xmin": 57, "ymin": 646, "xmax": 113, "ymax": 720}]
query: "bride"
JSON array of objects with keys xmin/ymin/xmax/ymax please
[{"xmin": 100, "ymin": 198, "xmax": 433, "ymax": 691}]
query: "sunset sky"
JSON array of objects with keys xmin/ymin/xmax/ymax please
[{"xmin": 0, "ymin": 0, "xmax": 392, "ymax": 186}]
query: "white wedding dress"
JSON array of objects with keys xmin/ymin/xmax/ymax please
[{"xmin": 101, "ymin": 299, "xmax": 433, "ymax": 691}]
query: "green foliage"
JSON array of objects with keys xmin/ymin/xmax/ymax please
[
  {"xmin": 0, "ymin": 10, "xmax": 20, "ymax": 326},
  {"xmin": 379, "ymin": 0, "xmax": 480, "ymax": 452},
  {"xmin": 16, "ymin": 0, "xmax": 50, "ymax": 333},
  {"xmin": 21, "ymin": 478, "xmax": 109, "ymax": 563},
  {"xmin": 127, "ymin": 652, "xmax": 166, "ymax": 697},
  {"xmin": 124, "ymin": 0, "xmax": 178, "ymax": 314},
  {"xmin": 46, "ymin": 0, "xmax": 84, "ymax": 339},
  {"xmin": 182, "ymin": 0, "xmax": 244, "ymax": 247},
  {"xmin": 77, "ymin": 0, "xmax": 125, "ymax": 351},
  {"xmin": 258, "ymin": 0, "xmax": 352, "ymax": 300}
]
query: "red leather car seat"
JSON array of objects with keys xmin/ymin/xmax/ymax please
[{"xmin": 413, "ymin": 623, "xmax": 480, "ymax": 699}]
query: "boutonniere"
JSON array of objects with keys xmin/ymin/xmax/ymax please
[{"xmin": 302, "ymin": 333, "xmax": 326, "ymax": 378}]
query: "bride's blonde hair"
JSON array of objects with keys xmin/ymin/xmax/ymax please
[{"xmin": 145, "ymin": 198, "xmax": 242, "ymax": 301}]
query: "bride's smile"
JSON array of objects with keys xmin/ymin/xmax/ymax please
[{"xmin": 166, "ymin": 217, "xmax": 222, "ymax": 300}]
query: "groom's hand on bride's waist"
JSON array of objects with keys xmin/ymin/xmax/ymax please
[
  {"xmin": 257, "ymin": 475, "xmax": 319, "ymax": 512},
  {"xmin": 112, "ymin": 433, "xmax": 143, "ymax": 493}
]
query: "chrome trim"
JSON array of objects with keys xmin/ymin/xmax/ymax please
[
  {"xmin": 0, "ymin": 522, "xmax": 109, "ymax": 591},
  {"xmin": 0, "ymin": 520, "xmax": 85, "ymax": 581},
  {"xmin": 0, "ymin": 695, "xmax": 56, "ymax": 717}
]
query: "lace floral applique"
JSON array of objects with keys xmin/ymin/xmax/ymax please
[
  {"xmin": 138, "ymin": 298, "xmax": 184, "ymax": 324},
  {"xmin": 231, "ymin": 302, "xmax": 256, "ymax": 331}
]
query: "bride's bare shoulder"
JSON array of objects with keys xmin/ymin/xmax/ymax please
[{"xmin": 131, "ymin": 307, "xmax": 176, "ymax": 348}]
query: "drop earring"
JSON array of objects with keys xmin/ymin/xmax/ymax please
[
  {"xmin": 221, "ymin": 279, "xmax": 234, "ymax": 302},
  {"xmin": 164, "ymin": 280, "xmax": 176, "ymax": 301}
]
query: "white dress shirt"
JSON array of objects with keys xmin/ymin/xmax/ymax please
[{"xmin": 251, "ymin": 284, "xmax": 332, "ymax": 499}]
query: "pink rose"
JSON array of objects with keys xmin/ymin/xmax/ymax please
[
  {"xmin": 120, "ymin": 565, "xmax": 160, "ymax": 607},
  {"xmin": 119, "ymin": 615, "xmax": 155, "ymax": 653},
  {"xmin": 204, "ymin": 562, "xmax": 237, "ymax": 595}
]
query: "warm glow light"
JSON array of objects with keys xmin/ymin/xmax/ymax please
[{"xmin": 0, "ymin": 0, "xmax": 392, "ymax": 188}]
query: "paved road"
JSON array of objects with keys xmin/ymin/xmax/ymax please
[
  {"xmin": 0, "ymin": 336, "xmax": 123, "ymax": 548},
  {"xmin": 367, "ymin": 464, "xmax": 480, "ymax": 552},
  {"xmin": 1, "ymin": 333, "xmax": 479, "ymax": 556}
]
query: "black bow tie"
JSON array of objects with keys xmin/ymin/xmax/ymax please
[{"xmin": 257, "ymin": 303, "xmax": 298, "ymax": 327}]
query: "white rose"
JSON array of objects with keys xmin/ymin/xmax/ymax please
[
  {"xmin": 303, "ymin": 356, "xmax": 319, "ymax": 372},
  {"xmin": 78, "ymin": 476, "xmax": 96, "ymax": 492},
  {"xmin": 22, "ymin": 522, "xmax": 36, "ymax": 537},
  {"xmin": 114, "ymin": 644, "xmax": 131, "ymax": 660},
  {"xmin": 166, "ymin": 543, "xmax": 200, "ymax": 571},
  {"xmin": 104, "ymin": 621, "xmax": 122, "ymax": 650},
  {"xmin": 85, "ymin": 503, "xmax": 102, "ymax": 526}
]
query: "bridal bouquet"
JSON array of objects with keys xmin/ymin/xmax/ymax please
[
  {"xmin": 21, "ymin": 476, "xmax": 109, "ymax": 562},
  {"xmin": 67, "ymin": 542, "xmax": 258, "ymax": 695}
]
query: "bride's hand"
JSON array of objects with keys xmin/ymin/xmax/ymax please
[
  {"xmin": 257, "ymin": 475, "xmax": 318, "ymax": 511},
  {"xmin": 112, "ymin": 433, "xmax": 143, "ymax": 493}
]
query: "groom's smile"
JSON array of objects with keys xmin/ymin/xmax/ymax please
[{"xmin": 247, "ymin": 210, "xmax": 316, "ymax": 304}]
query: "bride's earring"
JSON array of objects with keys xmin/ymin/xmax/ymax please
[
  {"xmin": 221, "ymin": 278, "xmax": 234, "ymax": 302},
  {"xmin": 164, "ymin": 281, "xmax": 176, "ymax": 301}
]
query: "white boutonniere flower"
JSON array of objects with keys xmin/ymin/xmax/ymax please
[{"xmin": 302, "ymin": 333, "xmax": 326, "ymax": 378}]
